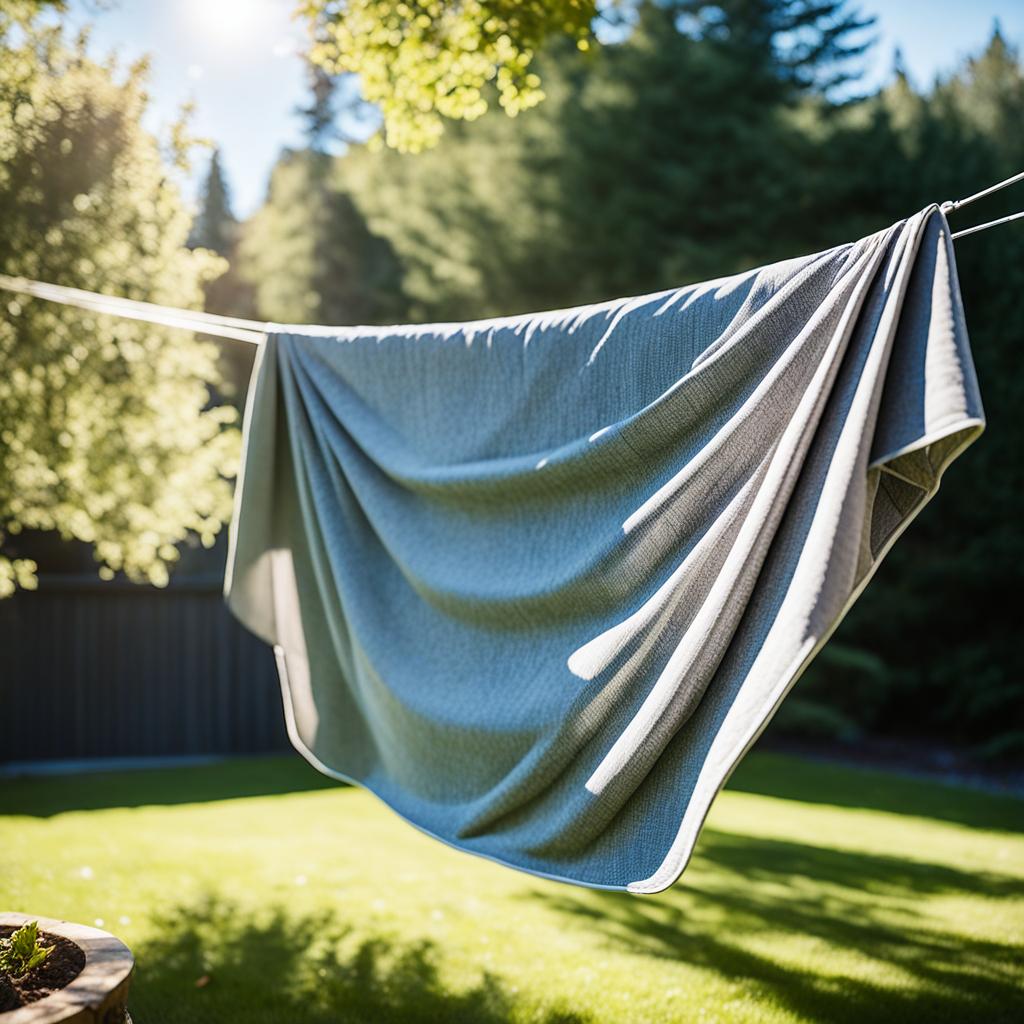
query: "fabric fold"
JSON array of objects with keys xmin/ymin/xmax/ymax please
[{"xmin": 224, "ymin": 204, "xmax": 984, "ymax": 892}]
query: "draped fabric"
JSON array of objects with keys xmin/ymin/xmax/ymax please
[{"xmin": 224, "ymin": 205, "xmax": 984, "ymax": 893}]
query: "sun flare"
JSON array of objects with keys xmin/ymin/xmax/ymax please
[{"xmin": 183, "ymin": 0, "xmax": 281, "ymax": 48}]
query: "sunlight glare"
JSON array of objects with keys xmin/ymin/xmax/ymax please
[{"xmin": 183, "ymin": 0, "xmax": 281, "ymax": 49}]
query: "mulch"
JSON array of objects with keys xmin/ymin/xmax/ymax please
[{"xmin": 0, "ymin": 925, "xmax": 86, "ymax": 1013}]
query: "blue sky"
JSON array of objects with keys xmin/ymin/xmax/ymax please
[{"xmin": 65, "ymin": 0, "xmax": 1024, "ymax": 218}]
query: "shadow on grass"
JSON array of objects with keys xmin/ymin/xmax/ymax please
[
  {"xmin": 728, "ymin": 751, "xmax": 1024, "ymax": 833},
  {"xmin": 0, "ymin": 755, "xmax": 342, "ymax": 817},
  {"xmin": 9, "ymin": 750, "xmax": 1022, "ymax": 831},
  {"xmin": 529, "ymin": 828, "xmax": 1024, "ymax": 1024},
  {"xmin": 129, "ymin": 891, "xmax": 586, "ymax": 1024}
]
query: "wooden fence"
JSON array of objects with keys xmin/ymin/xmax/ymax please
[{"xmin": 0, "ymin": 569, "xmax": 289, "ymax": 763}]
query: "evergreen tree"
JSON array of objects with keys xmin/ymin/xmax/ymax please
[
  {"xmin": 295, "ymin": 61, "xmax": 340, "ymax": 154},
  {"xmin": 187, "ymin": 147, "xmax": 257, "ymax": 419},
  {"xmin": 553, "ymin": 2, "xmax": 807, "ymax": 296},
  {"xmin": 190, "ymin": 148, "xmax": 237, "ymax": 255},
  {"xmin": 238, "ymin": 149, "xmax": 405, "ymax": 326},
  {"xmin": 340, "ymin": 1, "xmax": 839, "ymax": 315},
  {"xmin": 339, "ymin": 55, "xmax": 580, "ymax": 321},
  {"xmin": 941, "ymin": 23, "xmax": 1024, "ymax": 168},
  {"xmin": 237, "ymin": 53, "xmax": 406, "ymax": 327},
  {"xmin": 771, "ymin": 26, "xmax": 1024, "ymax": 759},
  {"xmin": 673, "ymin": 0, "xmax": 876, "ymax": 95}
]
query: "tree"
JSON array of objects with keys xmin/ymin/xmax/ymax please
[
  {"xmin": 296, "ymin": 0, "xmax": 873, "ymax": 150},
  {"xmin": 188, "ymin": 147, "xmax": 256, "ymax": 322},
  {"xmin": 295, "ymin": 60, "xmax": 340, "ymax": 154},
  {"xmin": 847, "ymin": 28, "xmax": 1024, "ymax": 758},
  {"xmin": 940, "ymin": 23, "xmax": 1024, "ymax": 168},
  {"xmin": 762, "ymin": 27, "xmax": 1024, "ymax": 759},
  {"xmin": 237, "ymin": 148, "xmax": 405, "ymax": 326},
  {"xmin": 298, "ymin": 0, "xmax": 599, "ymax": 151},
  {"xmin": 189, "ymin": 148, "xmax": 237, "ymax": 256},
  {"xmin": 337, "ymin": 53, "xmax": 578, "ymax": 321},
  {"xmin": 0, "ymin": 13, "xmax": 240, "ymax": 596},
  {"xmin": 673, "ymin": 0, "xmax": 876, "ymax": 95},
  {"xmin": 186, "ymin": 147, "xmax": 257, "ymax": 419},
  {"xmin": 337, "ymin": 0, "xmax": 874, "ymax": 317},
  {"xmin": 241, "ymin": 8, "xmax": 1023, "ymax": 758}
]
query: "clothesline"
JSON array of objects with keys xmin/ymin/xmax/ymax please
[
  {"xmin": 0, "ymin": 274, "xmax": 268, "ymax": 345},
  {"xmin": 940, "ymin": 168, "xmax": 1024, "ymax": 239},
  {"xmin": 946, "ymin": 208, "xmax": 1024, "ymax": 240},
  {"xmin": 0, "ymin": 172, "xmax": 1021, "ymax": 347},
  {"xmin": 940, "ymin": 169, "xmax": 1024, "ymax": 213}
]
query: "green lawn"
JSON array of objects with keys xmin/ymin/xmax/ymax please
[{"xmin": 2, "ymin": 752, "xmax": 1021, "ymax": 1023}]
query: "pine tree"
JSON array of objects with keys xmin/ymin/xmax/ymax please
[
  {"xmin": 190, "ymin": 148, "xmax": 236, "ymax": 255},
  {"xmin": 238, "ymin": 149, "xmax": 405, "ymax": 326},
  {"xmin": 339, "ymin": 1, "xmax": 839, "ymax": 314},
  {"xmin": 238, "ymin": 58, "xmax": 405, "ymax": 326},
  {"xmin": 187, "ymin": 149, "xmax": 258, "ymax": 407},
  {"xmin": 673, "ymin": 0, "xmax": 876, "ymax": 95},
  {"xmin": 295, "ymin": 61, "xmax": 339, "ymax": 155},
  {"xmin": 941, "ymin": 23, "xmax": 1024, "ymax": 166}
]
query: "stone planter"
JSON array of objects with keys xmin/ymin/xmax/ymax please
[{"xmin": 0, "ymin": 913, "xmax": 133, "ymax": 1024}]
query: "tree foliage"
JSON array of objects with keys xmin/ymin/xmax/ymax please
[
  {"xmin": 295, "ymin": 0, "xmax": 875, "ymax": 151},
  {"xmin": 299, "ymin": 0, "xmax": 597, "ymax": 151},
  {"xmin": 674, "ymin": 0, "xmax": 876, "ymax": 94},
  {"xmin": 836, "ymin": 29, "xmax": 1024, "ymax": 760},
  {"xmin": 5, "ymin": 0, "xmax": 1017, "ymax": 755},
  {"xmin": 0, "ymin": 13, "xmax": 240, "ymax": 595},
  {"xmin": 338, "ymin": 0, "xmax": 876, "ymax": 317},
  {"xmin": 295, "ymin": 59, "xmax": 343, "ymax": 153},
  {"xmin": 189, "ymin": 148, "xmax": 236, "ymax": 256},
  {"xmin": 238, "ymin": 149, "xmax": 404, "ymax": 326}
]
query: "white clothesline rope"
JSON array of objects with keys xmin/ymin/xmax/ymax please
[
  {"xmin": 942, "ymin": 169, "xmax": 1024, "ymax": 212},
  {"xmin": 0, "ymin": 273, "xmax": 268, "ymax": 345},
  {"xmin": 0, "ymin": 172, "xmax": 1021, "ymax": 345},
  {"xmin": 944, "ymin": 168, "xmax": 1024, "ymax": 240},
  {"xmin": 950, "ymin": 208, "xmax": 1024, "ymax": 241}
]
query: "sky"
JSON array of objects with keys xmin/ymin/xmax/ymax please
[{"xmin": 65, "ymin": 0, "xmax": 1024, "ymax": 218}]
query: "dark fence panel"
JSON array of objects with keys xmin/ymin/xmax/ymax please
[{"xmin": 0, "ymin": 574, "xmax": 289, "ymax": 762}]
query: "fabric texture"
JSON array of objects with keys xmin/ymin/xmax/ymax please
[{"xmin": 224, "ymin": 204, "xmax": 984, "ymax": 893}]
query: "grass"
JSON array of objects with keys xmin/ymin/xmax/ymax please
[{"xmin": 1, "ymin": 751, "xmax": 1022, "ymax": 1024}]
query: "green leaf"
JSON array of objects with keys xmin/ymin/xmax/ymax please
[{"xmin": 0, "ymin": 921, "xmax": 55, "ymax": 979}]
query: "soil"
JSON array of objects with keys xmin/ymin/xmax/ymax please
[{"xmin": 0, "ymin": 926, "xmax": 86, "ymax": 1014}]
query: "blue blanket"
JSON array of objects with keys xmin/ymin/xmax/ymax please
[{"xmin": 225, "ymin": 205, "xmax": 983, "ymax": 892}]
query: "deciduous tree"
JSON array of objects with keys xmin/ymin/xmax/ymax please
[{"xmin": 0, "ymin": 13, "xmax": 240, "ymax": 595}]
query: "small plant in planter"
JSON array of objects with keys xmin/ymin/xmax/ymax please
[
  {"xmin": 0, "ymin": 912, "xmax": 134, "ymax": 1022},
  {"xmin": 0, "ymin": 921, "xmax": 56, "ymax": 980}
]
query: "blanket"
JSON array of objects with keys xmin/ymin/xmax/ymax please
[{"xmin": 224, "ymin": 204, "xmax": 984, "ymax": 892}]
